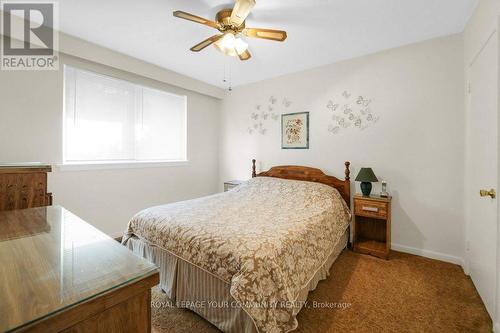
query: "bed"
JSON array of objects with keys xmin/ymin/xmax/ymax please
[{"xmin": 122, "ymin": 161, "xmax": 352, "ymax": 333}]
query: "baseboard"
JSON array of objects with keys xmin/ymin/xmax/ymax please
[
  {"xmin": 391, "ymin": 243, "xmax": 464, "ymax": 267},
  {"xmin": 494, "ymin": 322, "xmax": 500, "ymax": 333},
  {"xmin": 462, "ymin": 257, "xmax": 470, "ymax": 275}
]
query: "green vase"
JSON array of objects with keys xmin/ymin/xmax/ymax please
[{"xmin": 360, "ymin": 182, "xmax": 372, "ymax": 196}]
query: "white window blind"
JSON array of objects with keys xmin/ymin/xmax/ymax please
[{"xmin": 63, "ymin": 66, "xmax": 187, "ymax": 164}]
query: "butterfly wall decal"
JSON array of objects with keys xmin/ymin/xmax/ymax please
[
  {"xmin": 328, "ymin": 124, "xmax": 340, "ymax": 134},
  {"xmin": 342, "ymin": 91, "xmax": 351, "ymax": 99},
  {"xmin": 356, "ymin": 96, "xmax": 371, "ymax": 107},
  {"xmin": 325, "ymin": 91, "xmax": 378, "ymax": 135},
  {"xmin": 248, "ymin": 95, "xmax": 294, "ymax": 136},
  {"xmin": 327, "ymin": 100, "xmax": 339, "ymax": 111}
]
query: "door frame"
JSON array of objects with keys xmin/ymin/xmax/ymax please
[
  {"xmin": 464, "ymin": 28, "xmax": 498, "ymax": 274},
  {"xmin": 464, "ymin": 24, "xmax": 500, "ymax": 330},
  {"xmin": 496, "ymin": 17, "xmax": 500, "ymax": 333}
]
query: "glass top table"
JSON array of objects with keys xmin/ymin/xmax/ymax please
[{"xmin": 0, "ymin": 206, "xmax": 159, "ymax": 332}]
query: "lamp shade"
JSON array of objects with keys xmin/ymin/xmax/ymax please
[
  {"xmin": 355, "ymin": 168, "xmax": 378, "ymax": 182},
  {"xmin": 214, "ymin": 33, "xmax": 248, "ymax": 57}
]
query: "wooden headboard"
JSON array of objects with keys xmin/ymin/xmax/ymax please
[{"xmin": 252, "ymin": 160, "xmax": 351, "ymax": 207}]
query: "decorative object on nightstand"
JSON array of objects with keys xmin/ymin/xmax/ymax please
[
  {"xmin": 355, "ymin": 167, "xmax": 378, "ymax": 196},
  {"xmin": 353, "ymin": 194, "xmax": 392, "ymax": 259},
  {"xmin": 224, "ymin": 180, "xmax": 243, "ymax": 192},
  {"xmin": 380, "ymin": 181, "xmax": 389, "ymax": 198}
]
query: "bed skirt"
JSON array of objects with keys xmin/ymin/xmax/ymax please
[{"xmin": 123, "ymin": 230, "xmax": 348, "ymax": 333}]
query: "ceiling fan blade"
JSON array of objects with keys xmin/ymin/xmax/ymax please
[
  {"xmin": 243, "ymin": 28, "xmax": 287, "ymax": 42},
  {"xmin": 238, "ymin": 49, "xmax": 252, "ymax": 61},
  {"xmin": 173, "ymin": 11, "xmax": 219, "ymax": 29},
  {"xmin": 190, "ymin": 35, "xmax": 223, "ymax": 52},
  {"xmin": 230, "ymin": 0, "xmax": 256, "ymax": 27}
]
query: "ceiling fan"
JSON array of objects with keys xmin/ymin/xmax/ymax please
[{"xmin": 173, "ymin": 0, "xmax": 287, "ymax": 61}]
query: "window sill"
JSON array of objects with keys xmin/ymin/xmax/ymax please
[{"xmin": 57, "ymin": 160, "xmax": 189, "ymax": 171}]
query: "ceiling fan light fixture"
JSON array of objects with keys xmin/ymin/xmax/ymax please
[
  {"xmin": 173, "ymin": 2, "xmax": 286, "ymax": 61},
  {"xmin": 214, "ymin": 33, "xmax": 248, "ymax": 57},
  {"xmin": 234, "ymin": 38, "xmax": 248, "ymax": 55}
]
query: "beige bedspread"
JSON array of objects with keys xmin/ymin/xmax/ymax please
[{"xmin": 123, "ymin": 177, "xmax": 351, "ymax": 333}]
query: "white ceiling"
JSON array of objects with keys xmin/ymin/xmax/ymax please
[{"xmin": 58, "ymin": 0, "xmax": 478, "ymax": 89}]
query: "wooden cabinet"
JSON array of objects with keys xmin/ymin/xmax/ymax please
[
  {"xmin": 353, "ymin": 194, "xmax": 392, "ymax": 259},
  {"xmin": 0, "ymin": 206, "xmax": 159, "ymax": 332},
  {"xmin": 0, "ymin": 165, "xmax": 52, "ymax": 211}
]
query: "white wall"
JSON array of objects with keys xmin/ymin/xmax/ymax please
[
  {"xmin": 0, "ymin": 45, "xmax": 221, "ymax": 236},
  {"xmin": 219, "ymin": 34, "xmax": 465, "ymax": 264},
  {"xmin": 464, "ymin": 0, "xmax": 500, "ymax": 331},
  {"xmin": 0, "ymin": 10, "xmax": 224, "ymax": 99},
  {"xmin": 57, "ymin": 32, "xmax": 224, "ymax": 99}
]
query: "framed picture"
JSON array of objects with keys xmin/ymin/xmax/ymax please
[{"xmin": 281, "ymin": 112, "xmax": 309, "ymax": 149}]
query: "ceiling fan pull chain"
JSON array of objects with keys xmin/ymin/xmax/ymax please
[
  {"xmin": 223, "ymin": 59, "xmax": 227, "ymax": 84},
  {"xmin": 222, "ymin": 57, "xmax": 232, "ymax": 91},
  {"xmin": 228, "ymin": 59, "xmax": 233, "ymax": 91}
]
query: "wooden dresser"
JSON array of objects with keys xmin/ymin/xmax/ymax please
[
  {"xmin": 0, "ymin": 164, "xmax": 52, "ymax": 211},
  {"xmin": 0, "ymin": 206, "xmax": 159, "ymax": 332}
]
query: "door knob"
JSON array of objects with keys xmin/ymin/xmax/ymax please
[{"xmin": 480, "ymin": 189, "xmax": 496, "ymax": 199}]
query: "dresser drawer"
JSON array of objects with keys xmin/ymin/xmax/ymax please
[
  {"xmin": 355, "ymin": 198, "xmax": 388, "ymax": 219},
  {"xmin": 0, "ymin": 165, "xmax": 52, "ymax": 211}
]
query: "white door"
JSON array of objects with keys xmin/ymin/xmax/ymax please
[{"xmin": 466, "ymin": 31, "xmax": 498, "ymax": 318}]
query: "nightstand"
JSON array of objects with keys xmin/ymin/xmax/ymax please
[
  {"xmin": 353, "ymin": 194, "xmax": 392, "ymax": 259},
  {"xmin": 224, "ymin": 180, "xmax": 243, "ymax": 192}
]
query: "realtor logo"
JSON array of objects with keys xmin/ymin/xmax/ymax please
[{"xmin": 1, "ymin": 1, "xmax": 59, "ymax": 70}]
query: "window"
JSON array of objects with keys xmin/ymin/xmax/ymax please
[{"xmin": 63, "ymin": 66, "xmax": 187, "ymax": 165}]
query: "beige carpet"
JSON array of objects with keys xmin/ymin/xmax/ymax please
[{"xmin": 151, "ymin": 250, "xmax": 492, "ymax": 333}]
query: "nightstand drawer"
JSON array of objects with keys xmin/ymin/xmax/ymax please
[{"xmin": 354, "ymin": 199, "xmax": 388, "ymax": 219}]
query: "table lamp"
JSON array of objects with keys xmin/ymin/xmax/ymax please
[{"xmin": 355, "ymin": 168, "xmax": 378, "ymax": 196}]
